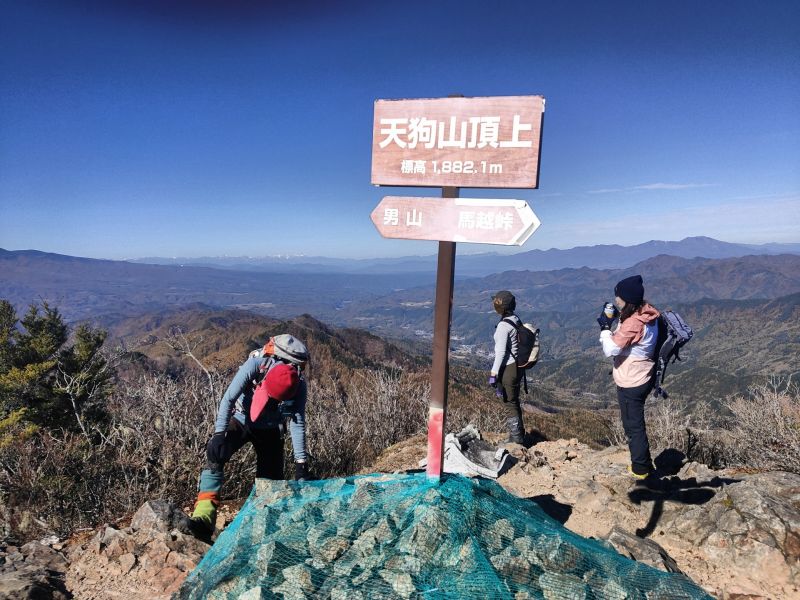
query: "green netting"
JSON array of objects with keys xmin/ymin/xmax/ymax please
[{"xmin": 176, "ymin": 472, "xmax": 712, "ymax": 599}]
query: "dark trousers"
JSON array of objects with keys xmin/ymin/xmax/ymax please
[
  {"xmin": 208, "ymin": 419, "xmax": 284, "ymax": 480},
  {"xmin": 617, "ymin": 381, "xmax": 654, "ymax": 475},
  {"xmin": 500, "ymin": 363, "xmax": 525, "ymax": 433}
]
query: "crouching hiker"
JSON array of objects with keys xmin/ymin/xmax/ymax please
[
  {"xmin": 597, "ymin": 275, "xmax": 660, "ymax": 480},
  {"xmin": 185, "ymin": 334, "xmax": 310, "ymax": 541},
  {"xmin": 489, "ymin": 290, "xmax": 526, "ymax": 445}
]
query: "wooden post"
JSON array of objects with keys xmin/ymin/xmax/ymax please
[
  {"xmin": 370, "ymin": 93, "xmax": 546, "ymax": 480},
  {"xmin": 426, "ymin": 186, "xmax": 458, "ymax": 479}
]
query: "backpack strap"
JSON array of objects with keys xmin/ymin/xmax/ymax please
[
  {"xmin": 501, "ymin": 318, "xmax": 531, "ymax": 394},
  {"xmin": 652, "ymin": 357, "xmax": 668, "ymax": 399},
  {"xmin": 253, "ymin": 356, "xmax": 274, "ymax": 387},
  {"xmin": 501, "ymin": 317, "xmax": 520, "ymax": 360}
]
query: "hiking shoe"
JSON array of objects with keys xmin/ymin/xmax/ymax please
[
  {"xmin": 628, "ymin": 465, "xmax": 651, "ymax": 480},
  {"xmin": 177, "ymin": 515, "xmax": 214, "ymax": 544}
]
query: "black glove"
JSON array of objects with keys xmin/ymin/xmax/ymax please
[
  {"xmin": 206, "ymin": 431, "xmax": 228, "ymax": 465},
  {"xmin": 597, "ymin": 305, "xmax": 616, "ymax": 331},
  {"xmin": 295, "ymin": 461, "xmax": 309, "ymax": 482}
]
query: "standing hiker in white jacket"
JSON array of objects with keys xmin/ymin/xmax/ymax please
[{"xmin": 489, "ymin": 290, "xmax": 526, "ymax": 445}]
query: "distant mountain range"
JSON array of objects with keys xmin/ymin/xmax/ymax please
[
  {"xmin": 340, "ymin": 250, "xmax": 800, "ymax": 357},
  {"xmin": 2, "ymin": 242, "xmax": 799, "ymax": 327},
  {"xmin": 2, "ymin": 243, "xmax": 798, "ymax": 409},
  {"xmin": 0, "ymin": 248, "xmax": 434, "ymax": 323},
  {"xmin": 127, "ymin": 236, "xmax": 800, "ymax": 277}
]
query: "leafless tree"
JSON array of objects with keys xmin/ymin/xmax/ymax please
[{"xmin": 162, "ymin": 326, "xmax": 217, "ymax": 399}]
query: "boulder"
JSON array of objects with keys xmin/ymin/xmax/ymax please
[
  {"xmin": 66, "ymin": 501, "xmax": 211, "ymax": 599},
  {"xmin": 663, "ymin": 470, "xmax": 800, "ymax": 593},
  {"xmin": 603, "ymin": 526, "xmax": 684, "ymax": 574},
  {"xmin": 0, "ymin": 541, "xmax": 70, "ymax": 599},
  {"xmin": 130, "ymin": 500, "xmax": 188, "ymax": 535}
]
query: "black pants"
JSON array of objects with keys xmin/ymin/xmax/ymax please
[
  {"xmin": 499, "ymin": 363, "xmax": 524, "ymax": 424},
  {"xmin": 207, "ymin": 419, "xmax": 284, "ymax": 480},
  {"xmin": 617, "ymin": 380, "xmax": 654, "ymax": 475}
]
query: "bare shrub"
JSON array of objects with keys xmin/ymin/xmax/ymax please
[
  {"xmin": 645, "ymin": 399, "xmax": 695, "ymax": 455},
  {"xmin": 723, "ymin": 378, "xmax": 800, "ymax": 474},
  {"xmin": 526, "ymin": 409, "xmax": 614, "ymax": 449},
  {"xmin": 447, "ymin": 386, "xmax": 615, "ymax": 448},
  {"xmin": 607, "ymin": 409, "xmax": 628, "ymax": 449},
  {"xmin": 0, "ymin": 364, "xmax": 271, "ymax": 543},
  {"xmin": 107, "ymin": 369, "xmax": 264, "ymax": 505},
  {"xmin": 447, "ymin": 393, "xmax": 506, "ymax": 435},
  {"xmin": 1, "ymin": 431, "xmax": 112, "ymax": 539},
  {"xmin": 305, "ymin": 369, "xmax": 430, "ymax": 478},
  {"xmin": 608, "ymin": 397, "xmax": 728, "ymax": 466}
]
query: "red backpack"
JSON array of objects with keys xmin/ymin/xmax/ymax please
[{"xmin": 249, "ymin": 362, "xmax": 300, "ymax": 421}]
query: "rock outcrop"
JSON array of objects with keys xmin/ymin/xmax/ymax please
[
  {"xmin": 659, "ymin": 469, "xmax": 800, "ymax": 597},
  {"xmin": 488, "ymin": 437, "xmax": 799, "ymax": 598},
  {"xmin": 0, "ymin": 540, "xmax": 70, "ymax": 599},
  {"xmin": 603, "ymin": 525, "xmax": 685, "ymax": 574},
  {"xmin": 66, "ymin": 501, "xmax": 210, "ymax": 600}
]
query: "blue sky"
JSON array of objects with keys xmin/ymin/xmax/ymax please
[{"xmin": 1, "ymin": 0, "xmax": 798, "ymax": 259}]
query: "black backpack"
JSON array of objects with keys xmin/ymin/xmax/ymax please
[{"xmin": 651, "ymin": 311, "xmax": 693, "ymax": 398}]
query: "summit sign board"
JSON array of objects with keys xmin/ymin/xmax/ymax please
[{"xmin": 371, "ymin": 95, "xmax": 545, "ymax": 188}]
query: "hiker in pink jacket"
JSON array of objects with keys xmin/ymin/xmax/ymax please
[{"xmin": 597, "ymin": 275, "xmax": 660, "ymax": 480}]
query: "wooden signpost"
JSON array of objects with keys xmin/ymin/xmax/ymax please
[
  {"xmin": 370, "ymin": 95, "xmax": 545, "ymax": 479},
  {"xmin": 370, "ymin": 196, "xmax": 541, "ymax": 246}
]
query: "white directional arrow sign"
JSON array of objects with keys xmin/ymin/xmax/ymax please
[{"xmin": 370, "ymin": 196, "xmax": 541, "ymax": 246}]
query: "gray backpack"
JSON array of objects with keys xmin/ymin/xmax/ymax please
[{"xmin": 652, "ymin": 311, "xmax": 693, "ymax": 398}]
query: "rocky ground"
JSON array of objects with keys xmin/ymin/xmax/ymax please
[
  {"xmin": 0, "ymin": 501, "xmax": 239, "ymax": 600},
  {"xmin": 2, "ymin": 434, "xmax": 798, "ymax": 599}
]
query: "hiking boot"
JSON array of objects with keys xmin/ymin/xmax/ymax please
[
  {"xmin": 184, "ymin": 495, "xmax": 217, "ymax": 544},
  {"xmin": 632, "ymin": 474, "xmax": 665, "ymax": 492},
  {"xmin": 505, "ymin": 417, "xmax": 525, "ymax": 445},
  {"xmin": 504, "ymin": 433, "xmax": 524, "ymax": 445},
  {"xmin": 627, "ymin": 465, "xmax": 666, "ymax": 491},
  {"xmin": 177, "ymin": 515, "xmax": 214, "ymax": 544}
]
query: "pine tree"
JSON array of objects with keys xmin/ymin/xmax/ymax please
[{"xmin": 0, "ymin": 299, "xmax": 114, "ymax": 438}]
